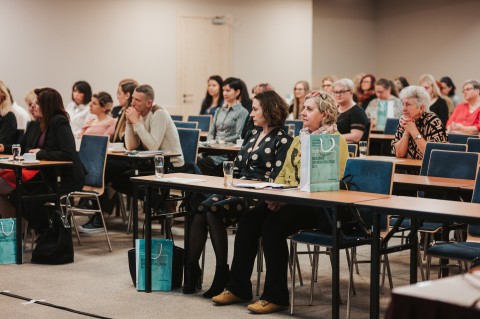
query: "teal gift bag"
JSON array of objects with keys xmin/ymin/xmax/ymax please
[
  {"xmin": 0, "ymin": 218, "xmax": 16, "ymax": 264},
  {"xmin": 300, "ymin": 134, "xmax": 340, "ymax": 192},
  {"xmin": 136, "ymin": 238, "xmax": 173, "ymax": 291}
]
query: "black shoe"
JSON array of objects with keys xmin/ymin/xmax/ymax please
[
  {"xmin": 203, "ymin": 264, "xmax": 229, "ymax": 298},
  {"xmin": 183, "ymin": 262, "xmax": 202, "ymax": 294},
  {"xmin": 78, "ymin": 198, "xmax": 98, "ymax": 210},
  {"xmin": 78, "ymin": 213, "xmax": 104, "ymax": 233}
]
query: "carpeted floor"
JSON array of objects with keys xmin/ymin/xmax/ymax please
[{"xmin": 0, "ymin": 214, "xmax": 442, "ymax": 319}]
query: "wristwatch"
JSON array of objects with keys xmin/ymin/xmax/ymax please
[{"xmin": 415, "ymin": 134, "xmax": 422, "ymax": 140}]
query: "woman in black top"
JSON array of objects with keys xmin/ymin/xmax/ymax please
[
  {"xmin": 0, "ymin": 81, "xmax": 17, "ymax": 146},
  {"xmin": 419, "ymin": 74, "xmax": 449, "ymax": 126}
]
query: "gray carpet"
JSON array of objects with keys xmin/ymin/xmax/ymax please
[{"xmin": 0, "ymin": 215, "xmax": 436, "ymax": 319}]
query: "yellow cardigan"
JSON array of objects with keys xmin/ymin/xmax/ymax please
[{"xmin": 274, "ymin": 132, "xmax": 348, "ymax": 186}]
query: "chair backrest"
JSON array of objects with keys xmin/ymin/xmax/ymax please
[
  {"xmin": 347, "ymin": 144, "xmax": 358, "ymax": 157},
  {"xmin": 174, "ymin": 121, "xmax": 197, "ymax": 129},
  {"xmin": 383, "ymin": 118, "xmax": 399, "ymax": 135},
  {"xmin": 283, "ymin": 124, "xmax": 294, "ymax": 135},
  {"xmin": 344, "ymin": 158, "xmax": 394, "ymax": 229},
  {"xmin": 448, "ymin": 133, "xmax": 478, "ymax": 144},
  {"xmin": 78, "ymin": 135, "xmax": 109, "ymax": 190},
  {"xmin": 187, "ymin": 115, "xmax": 211, "ymax": 132},
  {"xmin": 171, "ymin": 115, "xmax": 183, "ymax": 121},
  {"xmin": 466, "ymin": 169, "xmax": 480, "ymax": 240},
  {"xmin": 285, "ymin": 120, "xmax": 303, "ymax": 136},
  {"xmin": 177, "ymin": 128, "xmax": 200, "ymax": 164},
  {"xmin": 427, "ymin": 150, "xmax": 479, "ymax": 180},
  {"xmin": 15, "ymin": 129, "xmax": 25, "ymax": 143},
  {"xmin": 420, "ymin": 142, "xmax": 467, "ymax": 176},
  {"xmin": 467, "ymin": 138, "xmax": 480, "ymax": 153}
]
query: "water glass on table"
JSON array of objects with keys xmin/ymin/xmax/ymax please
[
  {"xmin": 217, "ymin": 130, "xmax": 226, "ymax": 145},
  {"xmin": 154, "ymin": 155, "xmax": 164, "ymax": 179},
  {"xmin": 223, "ymin": 161, "xmax": 234, "ymax": 186},
  {"xmin": 359, "ymin": 141, "xmax": 367, "ymax": 158},
  {"xmin": 12, "ymin": 144, "xmax": 21, "ymax": 163}
]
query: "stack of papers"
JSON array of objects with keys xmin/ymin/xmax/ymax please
[
  {"xmin": 128, "ymin": 150, "xmax": 164, "ymax": 157},
  {"xmin": 235, "ymin": 182, "xmax": 297, "ymax": 190}
]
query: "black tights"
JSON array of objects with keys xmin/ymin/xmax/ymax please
[{"xmin": 187, "ymin": 211, "xmax": 228, "ymax": 266}]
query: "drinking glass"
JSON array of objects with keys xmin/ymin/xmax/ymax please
[
  {"xmin": 359, "ymin": 141, "xmax": 368, "ymax": 158},
  {"xmin": 154, "ymin": 155, "xmax": 165, "ymax": 179},
  {"xmin": 223, "ymin": 161, "xmax": 234, "ymax": 186},
  {"xmin": 217, "ymin": 130, "xmax": 226, "ymax": 145},
  {"xmin": 12, "ymin": 144, "xmax": 21, "ymax": 163}
]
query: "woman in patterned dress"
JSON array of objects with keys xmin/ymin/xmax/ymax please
[{"xmin": 184, "ymin": 90, "xmax": 293, "ymax": 297}]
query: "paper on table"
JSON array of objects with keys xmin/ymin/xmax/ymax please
[
  {"xmin": 155, "ymin": 177, "xmax": 207, "ymax": 184},
  {"xmin": 235, "ymin": 182, "xmax": 290, "ymax": 189}
]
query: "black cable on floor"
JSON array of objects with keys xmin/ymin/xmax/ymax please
[{"xmin": 0, "ymin": 291, "xmax": 112, "ymax": 319}]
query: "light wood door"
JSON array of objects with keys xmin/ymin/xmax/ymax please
[{"xmin": 177, "ymin": 13, "xmax": 233, "ymax": 117}]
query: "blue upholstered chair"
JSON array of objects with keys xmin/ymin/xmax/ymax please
[
  {"xmin": 447, "ymin": 133, "xmax": 478, "ymax": 144},
  {"xmin": 171, "ymin": 115, "xmax": 183, "ymax": 121},
  {"xmin": 187, "ymin": 115, "xmax": 211, "ymax": 132},
  {"xmin": 467, "ymin": 137, "xmax": 480, "ymax": 153},
  {"xmin": 420, "ymin": 142, "xmax": 467, "ymax": 176},
  {"xmin": 177, "ymin": 128, "xmax": 201, "ymax": 165},
  {"xmin": 283, "ymin": 124, "xmax": 294, "ymax": 136},
  {"xmin": 383, "ymin": 118, "xmax": 399, "ymax": 135},
  {"xmin": 289, "ymin": 159, "xmax": 394, "ymax": 317},
  {"xmin": 285, "ymin": 119, "xmax": 303, "ymax": 136},
  {"xmin": 427, "ymin": 150, "xmax": 479, "ymax": 180},
  {"xmin": 426, "ymin": 168, "xmax": 480, "ymax": 278},
  {"xmin": 63, "ymin": 135, "xmax": 112, "ymax": 251},
  {"xmin": 347, "ymin": 144, "xmax": 358, "ymax": 158},
  {"xmin": 174, "ymin": 121, "xmax": 197, "ymax": 129}
]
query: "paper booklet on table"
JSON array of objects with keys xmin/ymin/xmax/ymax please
[{"xmin": 235, "ymin": 182, "xmax": 292, "ymax": 189}]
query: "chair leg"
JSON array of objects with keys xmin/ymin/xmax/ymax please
[
  {"xmin": 290, "ymin": 242, "xmax": 297, "ymax": 315},
  {"xmin": 256, "ymin": 240, "xmax": 263, "ymax": 296},
  {"xmin": 417, "ymin": 247, "xmax": 425, "ymax": 281},
  {"xmin": 95, "ymin": 196, "xmax": 112, "ymax": 252},
  {"xmin": 200, "ymin": 244, "xmax": 206, "ymax": 285},
  {"xmin": 346, "ymin": 247, "xmax": 355, "ymax": 319},
  {"xmin": 309, "ymin": 246, "xmax": 319, "ymax": 306},
  {"xmin": 66, "ymin": 196, "xmax": 82, "ymax": 246},
  {"xmin": 345, "ymin": 248, "xmax": 356, "ymax": 296},
  {"xmin": 426, "ymin": 255, "xmax": 432, "ymax": 280}
]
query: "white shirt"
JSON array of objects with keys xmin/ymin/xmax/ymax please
[
  {"xmin": 11, "ymin": 102, "xmax": 31, "ymax": 130},
  {"xmin": 66, "ymin": 101, "xmax": 96, "ymax": 136}
]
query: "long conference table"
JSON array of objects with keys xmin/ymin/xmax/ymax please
[{"xmin": 131, "ymin": 173, "xmax": 389, "ymax": 319}]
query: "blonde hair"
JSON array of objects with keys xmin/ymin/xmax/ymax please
[
  {"xmin": 305, "ymin": 90, "xmax": 338, "ymax": 126},
  {"xmin": 418, "ymin": 74, "xmax": 441, "ymax": 99},
  {"xmin": 0, "ymin": 81, "xmax": 12, "ymax": 117},
  {"xmin": 292, "ymin": 80, "xmax": 310, "ymax": 119},
  {"xmin": 24, "ymin": 90, "xmax": 36, "ymax": 106}
]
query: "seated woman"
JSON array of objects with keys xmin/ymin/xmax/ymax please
[
  {"xmin": 0, "ymin": 89, "xmax": 41, "ymax": 217},
  {"xmin": 365, "ymin": 78, "xmax": 403, "ymax": 128},
  {"xmin": 19, "ymin": 88, "xmax": 85, "ymax": 231},
  {"xmin": 0, "ymin": 81, "xmax": 18, "ymax": 147},
  {"xmin": 355, "ymin": 74, "xmax": 376, "ymax": 110},
  {"xmin": 184, "ymin": 90, "xmax": 293, "ymax": 298},
  {"xmin": 78, "ymin": 91, "xmax": 117, "ymax": 141},
  {"xmin": 333, "ymin": 78, "xmax": 369, "ymax": 143},
  {"xmin": 197, "ymin": 77, "xmax": 249, "ymax": 176},
  {"xmin": 446, "ymin": 80, "xmax": 480, "ymax": 135},
  {"xmin": 440, "ymin": 76, "xmax": 462, "ymax": 109},
  {"xmin": 392, "ymin": 85, "xmax": 447, "ymax": 159},
  {"xmin": 211, "ymin": 90, "xmax": 348, "ymax": 314},
  {"xmin": 111, "ymin": 79, "xmax": 138, "ymax": 143},
  {"xmin": 418, "ymin": 74, "xmax": 449, "ymax": 127},
  {"xmin": 199, "ymin": 75, "xmax": 224, "ymax": 116},
  {"xmin": 288, "ymin": 80, "xmax": 310, "ymax": 120}
]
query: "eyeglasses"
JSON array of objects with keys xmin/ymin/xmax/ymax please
[
  {"xmin": 463, "ymin": 87, "xmax": 476, "ymax": 93},
  {"xmin": 332, "ymin": 90, "xmax": 350, "ymax": 96}
]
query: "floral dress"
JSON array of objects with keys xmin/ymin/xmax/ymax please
[{"xmin": 197, "ymin": 127, "xmax": 293, "ymax": 226}]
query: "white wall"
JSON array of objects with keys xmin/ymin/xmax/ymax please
[{"xmin": 0, "ymin": 0, "xmax": 312, "ymax": 112}]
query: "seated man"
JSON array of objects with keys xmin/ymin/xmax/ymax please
[{"xmin": 79, "ymin": 84, "xmax": 185, "ymax": 232}]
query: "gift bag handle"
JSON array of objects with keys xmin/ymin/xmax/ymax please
[
  {"xmin": 1, "ymin": 220, "xmax": 14, "ymax": 236},
  {"xmin": 319, "ymin": 137, "xmax": 336, "ymax": 153},
  {"xmin": 151, "ymin": 243, "xmax": 163, "ymax": 260}
]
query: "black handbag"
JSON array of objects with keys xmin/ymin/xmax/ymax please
[{"xmin": 31, "ymin": 207, "xmax": 74, "ymax": 265}]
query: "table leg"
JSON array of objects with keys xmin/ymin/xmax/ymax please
[
  {"xmin": 409, "ymin": 218, "xmax": 419, "ymax": 284},
  {"xmin": 331, "ymin": 206, "xmax": 340, "ymax": 319},
  {"xmin": 14, "ymin": 167, "xmax": 23, "ymax": 264},
  {"xmin": 145, "ymin": 185, "xmax": 152, "ymax": 292},
  {"xmin": 132, "ymin": 182, "xmax": 138, "ymax": 247},
  {"xmin": 370, "ymin": 210, "xmax": 381, "ymax": 319}
]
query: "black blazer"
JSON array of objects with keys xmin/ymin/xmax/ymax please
[
  {"xmin": 36, "ymin": 114, "xmax": 85, "ymax": 194},
  {"xmin": 0, "ymin": 112, "xmax": 17, "ymax": 146}
]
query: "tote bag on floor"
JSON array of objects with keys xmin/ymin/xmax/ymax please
[
  {"xmin": 136, "ymin": 238, "xmax": 173, "ymax": 291},
  {"xmin": 0, "ymin": 218, "xmax": 16, "ymax": 264},
  {"xmin": 300, "ymin": 134, "xmax": 340, "ymax": 192}
]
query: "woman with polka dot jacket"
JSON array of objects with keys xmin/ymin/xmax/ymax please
[
  {"xmin": 184, "ymin": 91, "xmax": 293, "ymax": 298},
  {"xmin": 211, "ymin": 90, "xmax": 349, "ymax": 314}
]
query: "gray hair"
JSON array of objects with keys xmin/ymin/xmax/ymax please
[
  {"xmin": 399, "ymin": 85, "xmax": 431, "ymax": 111},
  {"xmin": 135, "ymin": 84, "xmax": 155, "ymax": 102},
  {"xmin": 463, "ymin": 79, "xmax": 480, "ymax": 90},
  {"xmin": 332, "ymin": 78, "xmax": 354, "ymax": 92}
]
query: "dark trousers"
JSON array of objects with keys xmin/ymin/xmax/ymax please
[{"xmin": 227, "ymin": 203, "xmax": 330, "ymax": 306}]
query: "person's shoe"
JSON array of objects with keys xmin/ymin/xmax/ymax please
[
  {"xmin": 211, "ymin": 290, "xmax": 249, "ymax": 305},
  {"xmin": 247, "ymin": 300, "xmax": 286, "ymax": 314},
  {"xmin": 203, "ymin": 264, "xmax": 229, "ymax": 298},
  {"xmin": 183, "ymin": 262, "xmax": 202, "ymax": 294},
  {"xmin": 78, "ymin": 214, "xmax": 104, "ymax": 233}
]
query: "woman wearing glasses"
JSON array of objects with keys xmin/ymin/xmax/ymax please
[
  {"xmin": 333, "ymin": 78, "xmax": 369, "ymax": 143},
  {"xmin": 446, "ymin": 80, "xmax": 480, "ymax": 135},
  {"xmin": 289, "ymin": 80, "xmax": 310, "ymax": 119},
  {"xmin": 211, "ymin": 90, "xmax": 348, "ymax": 314}
]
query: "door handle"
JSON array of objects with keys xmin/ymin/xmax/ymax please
[{"xmin": 183, "ymin": 93, "xmax": 193, "ymax": 98}]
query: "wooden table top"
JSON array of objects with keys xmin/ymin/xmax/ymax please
[
  {"xmin": 107, "ymin": 150, "xmax": 181, "ymax": 158},
  {"xmin": 365, "ymin": 155, "xmax": 422, "ymax": 168},
  {"xmin": 0, "ymin": 157, "xmax": 72, "ymax": 168},
  {"xmin": 131, "ymin": 173, "xmax": 389, "ymax": 206},
  {"xmin": 369, "ymin": 133, "xmax": 395, "ymax": 140},
  {"xmin": 394, "ymin": 173, "xmax": 475, "ymax": 189}
]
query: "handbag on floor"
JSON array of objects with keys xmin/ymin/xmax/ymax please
[
  {"xmin": 31, "ymin": 207, "xmax": 74, "ymax": 265},
  {"xmin": 0, "ymin": 218, "xmax": 16, "ymax": 264},
  {"xmin": 135, "ymin": 238, "xmax": 174, "ymax": 291}
]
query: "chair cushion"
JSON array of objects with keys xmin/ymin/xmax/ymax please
[{"xmin": 427, "ymin": 242, "xmax": 480, "ymax": 261}]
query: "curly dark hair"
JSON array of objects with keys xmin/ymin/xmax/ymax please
[{"xmin": 253, "ymin": 90, "xmax": 288, "ymax": 128}]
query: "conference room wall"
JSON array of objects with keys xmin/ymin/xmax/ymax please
[{"xmin": 0, "ymin": 0, "xmax": 312, "ymax": 113}]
